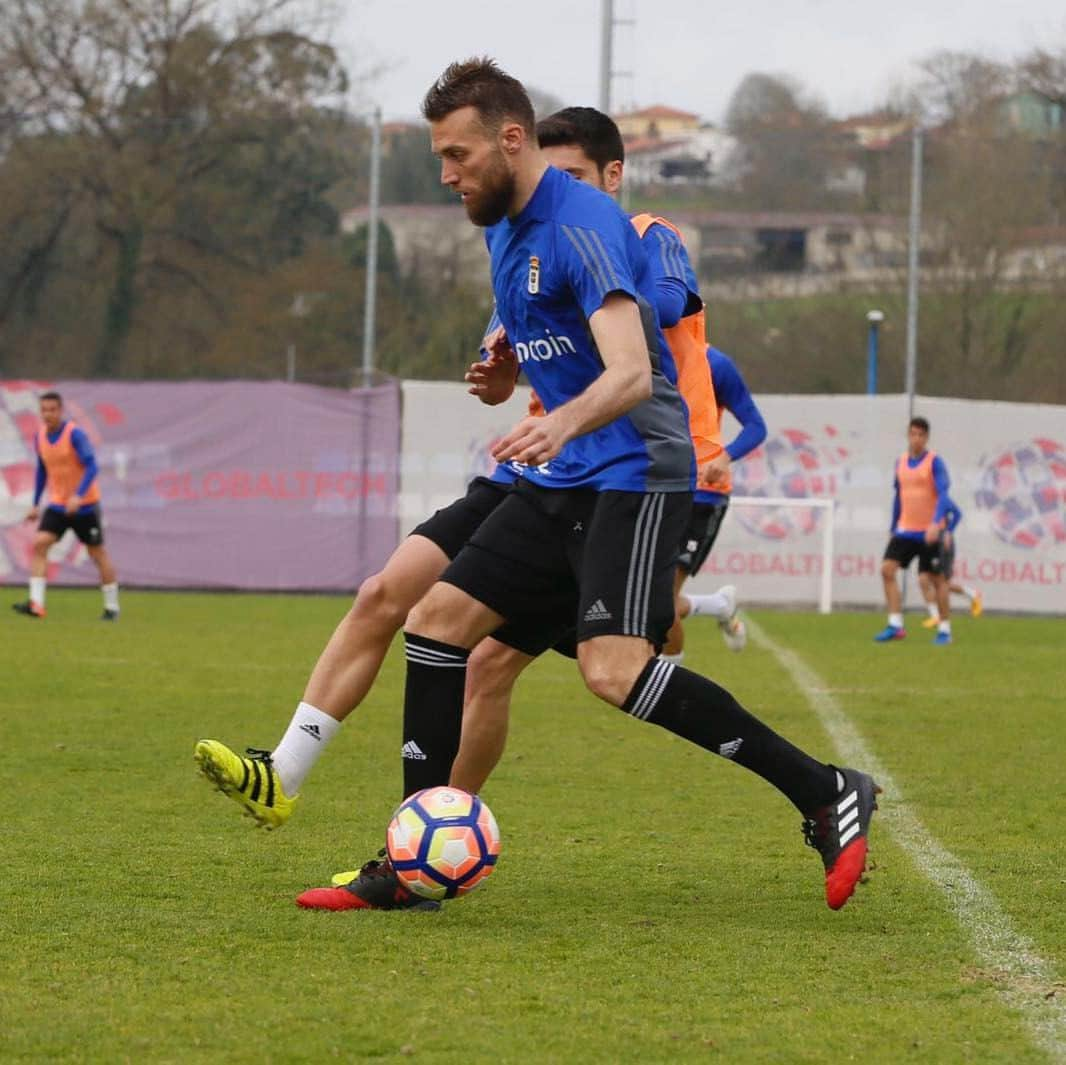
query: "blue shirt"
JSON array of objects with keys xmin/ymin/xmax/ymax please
[
  {"xmin": 486, "ymin": 167, "xmax": 693, "ymax": 493},
  {"xmin": 942, "ymin": 494, "xmax": 962, "ymax": 532},
  {"xmin": 695, "ymin": 348, "xmax": 768, "ymax": 505},
  {"xmin": 34, "ymin": 422, "xmax": 99, "ymax": 513},
  {"xmin": 643, "ymin": 221, "xmax": 701, "ymax": 327},
  {"xmin": 891, "ymin": 452, "xmax": 950, "ymax": 540}
]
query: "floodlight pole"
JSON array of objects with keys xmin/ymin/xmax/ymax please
[
  {"xmin": 904, "ymin": 123, "xmax": 923, "ymax": 417},
  {"xmin": 599, "ymin": 0, "xmax": 613, "ymax": 113},
  {"xmin": 361, "ymin": 106, "xmax": 382, "ymax": 388}
]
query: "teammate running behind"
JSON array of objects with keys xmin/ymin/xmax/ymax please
[{"xmin": 668, "ymin": 345, "xmax": 768, "ymax": 656}]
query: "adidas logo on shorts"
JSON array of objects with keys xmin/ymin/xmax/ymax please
[
  {"xmin": 718, "ymin": 738, "xmax": 744, "ymax": 759},
  {"xmin": 583, "ymin": 599, "xmax": 612, "ymax": 622}
]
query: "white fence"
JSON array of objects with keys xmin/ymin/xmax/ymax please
[{"xmin": 401, "ymin": 383, "xmax": 1066, "ymax": 615}]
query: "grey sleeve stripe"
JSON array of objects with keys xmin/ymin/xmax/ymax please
[
  {"xmin": 656, "ymin": 228, "xmax": 686, "ymax": 281},
  {"xmin": 585, "ymin": 228, "xmax": 624, "ymax": 292},
  {"xmin": 562, "ymin": 224, "xmax": 611, "ymax": 295}
]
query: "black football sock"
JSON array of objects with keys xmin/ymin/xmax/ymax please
[
  {"xmin": 622, "ymin": 659, "xmax": 838, "ymax": 813},
  {"xmin": 401, "ymin": 633, "xmax": 469, "ymax": 799}
]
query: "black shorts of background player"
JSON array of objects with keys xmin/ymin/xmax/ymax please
[{"xmin": 38, "ymin": 504, "xmax": 106, "ymax": 547}]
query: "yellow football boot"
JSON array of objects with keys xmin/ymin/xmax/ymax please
[
  {"xmin": 920, "ymin": 615, "xmax": 940, "ymax": 629},
  {"xmin": 194, "ymin": 740, "xmax": 296, "ymax": 829},
  {"xmin": 970, "ymin": 591, "xmax": 983, "ymax": 618}
]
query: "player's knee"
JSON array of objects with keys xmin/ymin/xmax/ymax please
[
  {"xmin": 467, "ymin": 641, "xmax": 523, "ymax": 698},
  {"xmin": 578, "ymin": 654, "xmax": 631, "ymax": 707},
  {"xmin": 880, "ymin": 560, "xmax": 896, "ymax": 581},
  {"xmin": 405, "ymin": 585, "xmax": 451, "ymax": 636},
  {"xmin": 351, "ymin": 571, "xmax": 406, "ymax": 628},
  {"xmin": 32, "ymin": 536, "xmax": 51, "ymax": 557}
]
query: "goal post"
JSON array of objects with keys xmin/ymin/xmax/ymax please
[{"xmin": 721, "ymin": 496, "xmax": 836, "ymax": 614}]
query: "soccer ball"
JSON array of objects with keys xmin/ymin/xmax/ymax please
[{"xmin": 386, "ymin": 786, "xmax": 501, "ymax": 901}]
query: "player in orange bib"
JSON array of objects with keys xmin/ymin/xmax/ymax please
[
  {"xmin": 874, "ymin": 416, "xmax": 953, "ymax": 645},
  {"xmin": 12, "ymin": 391, "xmax": 120, "ymax": 620}
]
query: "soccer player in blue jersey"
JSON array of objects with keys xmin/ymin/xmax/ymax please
[
  {"xmin": 12, "ymin": 392, "xmax": 120, "ymax": 620},
  {"xmin": 670, "ymin": 345, "xmax": 768, "ymax": 655},
  {"xmin": 442, "ymin": 109, "xmax": 757, "ymax": 801},
  {"xmin": 875, "ymin": 417, "xmax": 955, "ymax": 644},
  {"xmin": 304, "ymin": 59, "xmax": 879, "ymax": 914}
]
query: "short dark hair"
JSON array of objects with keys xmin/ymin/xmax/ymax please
[
  {"xmin": 537, "ymin": 107, "xmax": 626, "ymax": 170},
  {"xmin": 39, "ymin": 391, "xmax": 63, "ymax": 406},
  {"xmin": 421, "ymin": 57, "xmax": 535, "ymax": 136},
  {"xmin": 909, "ymin": 416, "xmax": 930, "ymax": 433}
]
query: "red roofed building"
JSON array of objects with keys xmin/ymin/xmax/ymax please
[{"xmin": 615, "ymin": 105, "xmax": 701, "ymax": 140}]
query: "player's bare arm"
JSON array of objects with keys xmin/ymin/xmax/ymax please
[{"xmin": 492, "ymin": 293, "xmax": 651, "ymax": 466}]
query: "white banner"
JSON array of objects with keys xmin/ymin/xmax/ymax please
[{"xmin": 400, "ymin": 384, "xmax": 1066, "ymax": 615}]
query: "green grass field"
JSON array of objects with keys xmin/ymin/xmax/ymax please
[{"xmin": 3, "ymin": 590, "xmax": 1064, "ymax": 1063}]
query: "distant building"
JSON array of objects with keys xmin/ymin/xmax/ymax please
[
  {"xmin": 624, "ymin": 127, "xmax": 745, "ymax": 189},
  {"xmin": 614, "ymin": 105, "xmax": 701, "ymax": 140},
  {"xmin": 998, "ymin": 91, "xmax": 1064, "ymax": 137},
  {"xmin": 829, "ymin": 111, "xmax": 913, "ymax": 200},
  {"xmin": 341, "ymin": 204, "xmax": 488, "ymax": 288}
]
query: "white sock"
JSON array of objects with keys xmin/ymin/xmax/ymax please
[
  {"xmin": 686, "ymin": 592, "xmax": 731, "ymax": 620},
  {"xmin": 888, "ymin": 612, "xmax": 904, "ymax": 629},
  {"xmin": 270, "ymin": 702, "xmax": 341, "ymax": 795},
  {"xmin": 938, "ymin": 620, "xmax": 951, "ymax": 635},
  {"xmin": 963, "ymin": 585, "xmax": 977, "ymax": 600},
  {"xmin": 659, "ymin": 652, "xmax": 684, "ymax": 665},
  {"xmin": 29, "ymin": 576, "xmax": 46, "ymax": 607},
  {"xmin": 926, "ymin": 602, "xmax": 939, "ymax": 619},
  {"xmin": 102, "ymin": 583, "xmax": 120, "ymax": 612}
]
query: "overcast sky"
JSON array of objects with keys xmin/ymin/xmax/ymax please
[{"xmin": 337, "ymin": 0, "xmax": 1066, "ymax": 124}]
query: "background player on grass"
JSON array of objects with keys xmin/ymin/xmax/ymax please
[
  {"xmin": 12, "ymin": 391, "xmax": 120, "ymax": 622},
  {"xmin": 875, "ymin": 416, "xmax": 956, "ymax": 645}
]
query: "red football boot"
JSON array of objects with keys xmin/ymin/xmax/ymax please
[{"xmin": 802, "ymin": 768, "xmax": 881, "ymax": 910}]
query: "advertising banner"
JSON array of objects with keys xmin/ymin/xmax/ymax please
[
  {"xmin": 400, "ymin": 383, "xmax": 1066, "ymax": 615},
  {"xmin": 0, "ymin": 380, "xmax": 400, "ymax": 591}
]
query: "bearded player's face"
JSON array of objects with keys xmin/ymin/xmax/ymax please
[{"xmin": 431, "ymin": 106, "xmax": 517, "ymax": 227}]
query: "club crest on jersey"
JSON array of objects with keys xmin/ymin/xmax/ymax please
[{"xmin": 527, "ymin": 255, "xmax": 540, "ymax": 294}]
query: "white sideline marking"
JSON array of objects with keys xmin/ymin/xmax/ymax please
[{"xmin": 746, "ymin": 617, "xmax": 1066, "ymax": 1062}]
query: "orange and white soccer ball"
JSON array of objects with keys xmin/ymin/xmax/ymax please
[{"xmin": 386, "ymin": 786, "xmax": 501, "ymax": 901}]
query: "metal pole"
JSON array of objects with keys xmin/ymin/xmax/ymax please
[
  {"xmin": 866, "ymin": 310, "xmax": 883, "ymax": 395},
  {"xmin": 361, "ymin": 106, "xmax": 382, "ymax": 388},
  {"xmin": 599, "ymin": 0, "xmax": 613, "ymax": 113},
  {"xmin": 904, "ymin": 124, "xmax": 923, "ymax": 416}
]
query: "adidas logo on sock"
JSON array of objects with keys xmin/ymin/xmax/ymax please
[
  {"xmin": 401, "ymin": 740, "xmax": 427, "ymax": 761},
  {"xmin": 299, "ymin": 723, "xmax": 322, "ymax": 741},
  {"xmin": 718, "ymin": 738, "xmax": 744, "ymax": 759},
  {"xmin": 583, "ymin": 599, "xmax": 612, "ymax": 622}
]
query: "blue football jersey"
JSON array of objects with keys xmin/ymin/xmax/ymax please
[{"xmin": 485, "ymin": 166, "xmax": 693, "ymax": 493}]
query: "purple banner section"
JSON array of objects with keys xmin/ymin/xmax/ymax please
[{"xmin": 0, "ymin": 380, "xmax": 400, "ymax": 591}]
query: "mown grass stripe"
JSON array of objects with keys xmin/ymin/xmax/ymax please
[{"xmin": 747, "ymin": 615, "xmax": 1066, "ymax": 1063}]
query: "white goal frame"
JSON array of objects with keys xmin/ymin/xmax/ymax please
[{"xmin": 725, "ymin": 496, "xmax": 836, "ymax": 614}]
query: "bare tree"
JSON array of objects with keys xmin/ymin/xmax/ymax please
[{"xmin": 0, "ymin": 0, "xmax": 348, "ymax": 375}]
